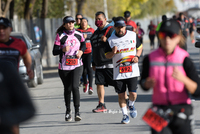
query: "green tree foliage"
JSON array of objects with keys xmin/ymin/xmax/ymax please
[
  {"xmin": 135, "ymin": 0, "xmax": 177, "ymax": 18},
  {"xmin": 82, "ymin": 0, "xmax": 148, "ymax": 19},
  {"xmin": 14, "ymin": 0, "xmax": 65, "ymax": 19}
]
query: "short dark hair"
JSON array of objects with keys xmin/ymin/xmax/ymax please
[
  {"xmin": 95, "ymin": 11, "xmax": 106, "ymax": 18},
  {"xmin": 76, "ymin": 13, "xmax": 83, "ymax": 18},
  {"xmin": 179, "ymin": 12, "xmax": 183, "ymax": 17},
  {"xmin": 162, "ymin": 15, "xmax": 167, "ymax": 21},
  {"xmin": 114, "ymin": 16, "xmax": 125, "ymax": 23}
]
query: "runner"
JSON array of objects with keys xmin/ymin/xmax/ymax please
[
  {"xmin": 0, "ymin": 17, "xmax": 33, "ymax": 133},
  {"xmin": 90, "ymin": 11, "xmax": 115, "ymax": 113},
  {"xmin": 0, "ymin": 60, "xmax": 35, "ymax": 134},
  {"xmin": 106, "ymin": 17, "xmax": 143, "ymax": 124},
  {"xmin": 124, "ymin": 11, "xmax": 137, "ymax": 32},
  {"xmin": 147, "ymin": 20, "xmax": 156, "ymax": 50},
  {"xmin": 0, "ymin": 17, "xmax": 33, "ymax": 78},
  {"xmin": 156, "ymin": 15, "xmax": 167, "ymax": 47},
  {"xmin": 136, "ymin": 22, "xmax": 145, "ymax": 44},
  {"xmin": 74, "ymin": 13, "xmax": 83, "ymax": 29},
  {"xmin": 77, "ymin": 17, "xmax": 95, "ymax": 94},
  {"xmin": 140, "ymin": 19, "xmax": 200, "ymax": 134},
  {"xmin": 189, "ymin": 17, "xmax": 195, "ymax": 44},
  {"xmin": 52, "ymin": 16, "xmax": 86, "ymax": 121},
  {"xmin": 177, "ymin": 12, "xmax": 189, "ymax": 50}
]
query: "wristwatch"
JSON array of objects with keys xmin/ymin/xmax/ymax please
[{"xmin": 136, "ymin": 55, "xmax": 140, "ymax": 59}]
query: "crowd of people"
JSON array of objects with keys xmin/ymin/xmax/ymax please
[{"xmin": 1, "ymin": 8, "xmax": 200, "ymax": 134}]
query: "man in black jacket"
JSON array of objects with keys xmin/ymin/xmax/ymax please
[
  {"xmin": 90, "ymin": 11, "xmax": 115, "ymax": 113},
  {"xmin": 0, "ymin": 60, "xmax": 35, "ymax": 134}
]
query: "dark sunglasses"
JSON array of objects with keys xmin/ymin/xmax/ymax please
[
  {"xmin": 76, "ymin": 18, "xmax": 82, "ymax": 20},
  {"xmin": 158, "ymin": 32, "xmax": 177, "ymax": 39}
]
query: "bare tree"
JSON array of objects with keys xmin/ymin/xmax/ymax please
[{"xmin": 0, "ymin": 0, "xmax": 12, "ymax": 17}]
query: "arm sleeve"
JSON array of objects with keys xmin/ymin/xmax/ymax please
[
  {"xmin": 140, "ymin": 55, "xmax": 150, "ymax": 91},
  {"xmin": 52, "ymin": 34, "xmax": 62, "ymax": 56},
  {"xmin": 136, "ymin": 35, "xmax": 142, "ymax": 50},
  {"xmin": 183, "ymin": 57, "xmax": 200, "ymax": 97},
  {"xmin": 80, "ymin": 41, "xmax": 86, "ymax": 52},
  {"xmin": 0, "ymin": 62, "xmax": 35, "ymax": 126}
]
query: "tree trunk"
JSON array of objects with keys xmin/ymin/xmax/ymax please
[
  {"xmin": 41, "ymin": 0, "xmax": 48, "ymax": 18},
  {"xmin": 0, "ymin": 0, "xmax": 12, "ymax": 17},
  {"xmin": 76, "ymin": 0, "xmax": 85, "ymax": 14},
  {"xmin": 24, "ymin": 0, "xmax": 36, "ymax": 20},
  {"xmin": 9, "ymin": 0, "xmax": 14, "ymax": 19},
  {"xmin": 40, "ymin": 0, "xmax": 48, "ymax": 59}
]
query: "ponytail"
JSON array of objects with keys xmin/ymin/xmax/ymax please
[{"xmin": 178, "ymin": 30, "xmax": 186, "ymax": 48}]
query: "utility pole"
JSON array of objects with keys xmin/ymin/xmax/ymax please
[{"xmin": 104, "ymin": 0, "xmax": 108, "ymax": 19}]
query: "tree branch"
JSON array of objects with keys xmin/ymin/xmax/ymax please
[{"xmin": 2, "ymin": 0, "xmax": 12, "ymax": 17}]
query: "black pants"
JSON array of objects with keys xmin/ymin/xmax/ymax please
[
  {"xmin": 82, "ymin": 53, "xmax": 93, "ymax": 87},
  {"xmin": 149, "ymin": 34, "xmax": 155, "ymax": 48},
  {"xmin": 59, "ymin": 66, "xmax": 83, "ymax": 113},
  {"xmin": 151, "ymin": 104, "xmax": 193, "ymax": 134}
]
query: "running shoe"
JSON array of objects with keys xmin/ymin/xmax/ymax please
[
  {"xmin": 65, "ymin": 111, "xmax": 72, "ymax": 121},
  {"xmin": 92, "ymin": 102, "xmax": 107, "ymax": 113},
  {"xmin": 121, "ymin": 114, "xmax": 130, "ymax": 124},
  {"xmin": 129, "ymin": 105, "xmax": 137, "ymax": 118},
  {"xmin": 88, "ymin": 87, "xmax": 93, "ymax": 95},
  {"xmin": 75, "ymin": 112, "xmax": 82, "ymax": 121},
  {"xmin": 83, "ymin": 82, "xmax": 89, "ymax": 93},
  {"xmin": 192, "ymin": 39, "xmax": 195, "ymax": 44}
]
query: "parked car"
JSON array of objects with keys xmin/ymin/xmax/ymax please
[{"xmin": 10, "ymin": 32, "xmax": 44, "ymax": 88}]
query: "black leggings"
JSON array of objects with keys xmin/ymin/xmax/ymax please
[
  {"xmin": 59, "ymin": 66, "xmax": 83, "ymax": 113},
  {"xmin": 149, "ymin": 34, "xmax": 155, "ymax": 48},
  {"xmin": 82, "ymin": 53, "xmax": 93, "ymax": 87}
]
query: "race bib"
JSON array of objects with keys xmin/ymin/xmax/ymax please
[
  {"xmin": 66, "ymin": 55, "xmax": 78, "ymax": 66},
  {"xmin": 142, "ymin": 108, "xmax": 168, "ymax": 132},
  {"xmin": 119, "ymin": 65, "xmax": 132, "ymax": 73}
]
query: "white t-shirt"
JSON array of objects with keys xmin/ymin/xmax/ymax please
[{"xmin": 108, "ymin": 30, "xmax": 142, "ymax": 80}]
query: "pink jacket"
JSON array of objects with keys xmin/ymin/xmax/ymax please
[
  {"xmin": 54, "ymin": 31, "xmax": 85, "ymax": 70},
  {"xmin": 149, "ymin": 46, "xmax": 191, "ymax": 105}
]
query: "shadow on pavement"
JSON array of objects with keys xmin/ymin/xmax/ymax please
[
  {"xmin": 80, "ymin": 94, "xmax": 152, "ymax": 103},
  {"xmin": 43, "ymin": 66, "xmax": 59, "ymax": 79}
]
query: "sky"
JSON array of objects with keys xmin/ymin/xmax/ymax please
[{"xmin": 174, "ymin": 0, "xmax": 200, "ymax": 11}]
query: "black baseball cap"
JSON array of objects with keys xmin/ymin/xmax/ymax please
[
  {"xmin": 63, "ymin": 16, "xmax": 75, "ymax": 23},
  {"xmin": 159, "ymin": 19, "xmax": 181, "ymax": 35},
  {"xmin": 124, "ymin": 11, "xmax": 131, "ymax": 18},
  {"xmin": 0, "ymin": 17, "xmax": 12, "ymax": 27},
  {"xmin": 114, "ymin": 20, "xmax": 126, "ymax": 27}
]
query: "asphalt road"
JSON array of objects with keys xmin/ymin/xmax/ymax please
[{"xmin": 20, "ymin": 39, "xmax": 200, "ymax": 134}]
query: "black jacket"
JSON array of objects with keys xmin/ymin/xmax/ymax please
[
  {"xmin": 90, "ymin": 24, "xmax": 114, "ymax": 66},
  {"xmin": 0, "ymin": 61, "xmax": 35, "ymax": 133}
]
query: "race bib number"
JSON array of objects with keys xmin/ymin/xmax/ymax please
[
  {"xmin": 142, "ymin": 108, "xmax": 168, "ymax": 132},
  {"xmin": 66, "ymin": 56, "xmax": 78, "ymax": 65},
  {"xmin": 119, "ymin": 66, "xmax": 132, "ymax": 73}
]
